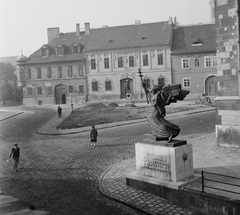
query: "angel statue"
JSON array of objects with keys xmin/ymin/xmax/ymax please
[{"xmin": 139, "ymin": 69, "xmax": 189, "ymax": 143}]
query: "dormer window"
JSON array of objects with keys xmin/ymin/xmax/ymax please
[
  {"xmin": 191, "ymin": 39, "xmax": 202, "ymax": 46},
  {"xmin": 41, "ymin": 45, "xmax": 49, "ymax": 57},
  {"xmin": 72, "ymin": 43, "xmax": 80, "ymax": 54},
  {"xmin": 56, "ymin": 44, "xmax": 64, "ymax": 56}
]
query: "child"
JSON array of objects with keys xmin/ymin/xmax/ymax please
[
  {"xmin": 90, "ymin": 125, "xmax": 98, "ymax": 147},
  {"xmin": 9, "ymin": 144, "xmax": 20, "ymax": 172}
]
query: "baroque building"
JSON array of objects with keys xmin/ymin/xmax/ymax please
[
  {"xmin": 16, "ymin": 20, "xmax": 174, "ymax": 104},
  {"xmin": 17, "ymin": 23, "xmax": 90, "ymax": 105},
  {"xmin": 84, "ymin": 19, "xmax": 174, "ymax": 101},
  {"xmin": 171, "ymin": 23, "xmax": 217, "ymax": 99}
]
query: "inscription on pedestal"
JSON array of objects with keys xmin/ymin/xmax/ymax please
[{"xmin": 143, "ymin": 153, "xmax": 170, "ymax": 172}]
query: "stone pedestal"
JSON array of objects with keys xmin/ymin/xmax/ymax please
[{"xmin": 126, "ymin": 135, "xmax": 195, "ymax": 190}]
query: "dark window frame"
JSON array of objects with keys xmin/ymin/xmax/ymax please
[
  {"xmin": 104, "ymin": 57, "xmax": 109, "ymax": 69},
  {"xmin": 91, "ymin": 59, "xmax": 96, "ymax": 70},
  {"xmin": 118, "ymin": 56, "xmax": 123, "ymax": 68},
  {"xmin": 143, "ymin": 54, "xmax": 148, "ymax": 66},
  {"xmin": 129, "ymin": 56, "xmax": 134, "ymax": 67}
]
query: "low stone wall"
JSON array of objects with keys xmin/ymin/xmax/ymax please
[{"xmin": 126, "ymin": 177, "xmax": 240, "ymax": 215}]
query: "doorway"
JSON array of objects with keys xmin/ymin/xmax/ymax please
[
  {"xmin": 55, "ymin": 84, "xmax": 67, "ymax": 104},
  {"xmin": 205, "ymin": 75, "xmax": 217, "ymax": 96},
  {"xmin": 120, "ymin": 78, "xmax": 133, "ymax": 99}
]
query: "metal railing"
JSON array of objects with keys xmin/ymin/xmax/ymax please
[{"xmin": 202, "ymin": 171, "xmax": 240, "ymax": 195}]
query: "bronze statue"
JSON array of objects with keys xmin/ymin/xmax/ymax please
[{"xmin": 139, "ymin": 69, "xmax": 189, "ymax": 142}]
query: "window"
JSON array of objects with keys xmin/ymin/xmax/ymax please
[
  {"xmin": 205, "ymin": 57, "xmax": 211, "ymax": 67},
  {"xmin": 47, "ymin": 86, "xmax": 52, "ymax": 95},
  {"xmin": 27, "ymin": 68, "xmax": 31, "ymax": 79},
  {"xmin": 129, "ymin": 56, "xmax": 134, "ymax": 67},
  {"xmin": 144, "ymin": 77, "xmax": 150, "ymax": 89},
  {"xmin": 143, "ymin": 54, "xmax": 148, "ymax": 66},
  {"xmin": 72, "ymin": 45, "xmax": 79, "ymax": 54},
  {"xmin": 91, "ymin": 59, "xmax": 96, "ymax": 70},
  {"xmin": 56, "ymin": 46, "xmax": 64, "ymax": 56},
  {"xmin": 158, "ymin": 76, "xmax": 165, "ymax": 87},
  {"xmin": 47, "ymin": 67, "xmax": 52, "ymax": 78},
  {"xmin": 118, "ymin": 57, "xmax": 123, "ymax": 68},
  {"xmin": 104, "ymin": 57, "xmax": 109, "ymax": 69},
  {"xmin": 78, "ymin": 65, "xmax": 83, "ymax": 76},
  {"xmin": 205, "ymin": 56, "xmax": 217, "ymax": 67},
  {"xmin": 58, "ymin": 66, "xmax": 62, "ymax": 78},
  {"xmin": 195, "ymin": 59, "xmax": 199, "ymax": 67},
  {"xmin": 157, "ymin": 53, "xmax": 163, "ymax": 65},
  {"xmin": 37, "ymin": 68, "xmax": 41, "ymax": 79},
  {"xmin": 92, "ymin": 79, "xmax": 98, "ymax": 91},
  {"xmin": 37, "ymin": 87, "xmax": 42, "ymax": 95},
  {"xmin": 42, "ymin": 48, "xmax": 48, "ymax": 57},
  {"xmin": 79, "ymin": 85, "xmax": 84, "ymax": 94},
  {"xmin": 27, "ymin": 87, "xmax": 32, "ymax": 95},
  {"xmin": 105, "ymin": 79, "xmax": 112, "ymax": 91},
  {"xmin": 181, "ymin": 58, "xmax": 189, "ymax": 69},
  {"xmin": 68, "ymin": 86, "xmax": 73, "ymax": 93},
  {"xmin": 68, "ymin": 66, "xmax": 72, "ymax": 77},
  {"xmin": 183, "ymin": 78, "xmax": 191, "ymax": 88}
]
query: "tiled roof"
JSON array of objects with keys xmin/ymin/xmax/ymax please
[
  {"xmin": 84, "ymin": 21, "xmax": 172, "ymax": 52},
  {"xmin": 26, "ymin": 32, "xmax": 90, "ymax": 64},
  {"xmin": 171, "ymin": 24, "xmax": 216, "ymax": 54}
]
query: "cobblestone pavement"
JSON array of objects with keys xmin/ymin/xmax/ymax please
[
  {"xmin": 100, "ymin": 159, "xmax": 197, "ymax": 215},
  {"xmin": 0, "ymin": 106, "xmax": 225, "ymax": 215}
]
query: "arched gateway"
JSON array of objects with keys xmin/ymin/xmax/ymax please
[
  {"xmin": 204, "ymin": 75, "xmax": 217, "ymax": 96},
  {"xmin": 55, "ymin": 84, "xmax": 67, "ymax": 104}
]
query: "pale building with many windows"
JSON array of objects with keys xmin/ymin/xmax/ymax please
[
  {"xmin": 16, "ymin": 20, "xmax": 174, "ymax": 104},
  {"xmin": 83, "ymin": 20, "xmax": 174, "ymax": 101},
  {"xmin": 16, "ymin": 24, "xmax": 89, "ymax": 105}
]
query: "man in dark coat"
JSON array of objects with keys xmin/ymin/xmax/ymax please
[
  {"xmin": 58, "ymin": 106, "xmax": 62, "ymax": 118},
  {"xmin": 90, "ymin": 125, "xmax": 98, "ymax": 147},
  {"xmin": 9, "ymin": 144, "xmax": 20, "ymax": 172}
]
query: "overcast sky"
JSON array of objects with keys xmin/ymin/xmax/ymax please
[{"xmin": 0, "ymin": 0, "xmax": 211, "ymax": 58}]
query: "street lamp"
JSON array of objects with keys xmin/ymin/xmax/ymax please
[
  {"xmin": 138, "ymin": 68, "xmax": 149, "ymax": 104},
  {"xmin": 138, "ymin": 69, "xmax": 143, "ymax": 99}
]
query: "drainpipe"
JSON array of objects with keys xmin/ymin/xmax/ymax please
[{"xmin": 237, "ymin": 0, "xmax": 240, "ymax": 96}]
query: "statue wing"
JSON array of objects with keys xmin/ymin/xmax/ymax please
[{"xmin": 162, "ymin": 84, "xmax": 190, "ymax": 103}]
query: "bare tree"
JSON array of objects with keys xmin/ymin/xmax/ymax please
[{"xmin": 0, "ymin": 62, "xmax": 16, "ymax": 104}]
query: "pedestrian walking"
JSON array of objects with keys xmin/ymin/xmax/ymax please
[
  {"xmin": 58, "ymin": 106, "xmax": 62, "ymax": 118},
  {"xmin": 9, "ymin": 144, "xmax": 20, "ymax": 172},
  {"xmin": 90, "ymin": 125, "xmax": 98, "ymax": 147}
]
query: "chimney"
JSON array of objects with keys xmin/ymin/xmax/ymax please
[
  {"xmin": 135, "ymin": 20, "xmax": 141, "ymax": 25},
  {"xmin": 47, "ymin": 27, "xmax": 60, "ymax": 43},
  {"xmin": 76, "ymin": 23, "xmax": 80, "ymax": 36},
  {"xmin": 85, "ymin": 22, "xmax": 90, "ymax": 35},
  {"xmin": 168, "ymin": 17, "xmax": 173, "ymax": 24},
  {"xmin": 174, "ymin": 17, "xmax": 177, "ymax": 25}
]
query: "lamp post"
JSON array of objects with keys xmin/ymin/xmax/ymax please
[
  {"xmin": 138, "ymin": 68, "xmax": 149, "ymax": 104},
  {"xmin": 138, "ymin": 69, "xmax": 143, "ymax": 99}
]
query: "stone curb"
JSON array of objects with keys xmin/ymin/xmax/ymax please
[
  {"xmin": 36, "ymin": 107, "xmax": 215, "ymax": 136},
  {"xmin": 0, "ymin": 112, "xmax": 24, "ymax": 122},
  {"xmin": 98, "ymin": 163, "xmax": 152, "ymax": 215}
]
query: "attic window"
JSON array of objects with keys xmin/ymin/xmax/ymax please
[
  {"xmin": 56, "ymin": 45, "xmax": 64, "ymax": 56},
  {"xmin": 72, "ymin": 45, "xmax": 79, "ymax": 54},
  {"xmin": 142, "ymin": 37, "xmax": 147, "ymax": 40},
  {"xmin": 191, "ymin": 39, "xmax": 202, "ymax": 46},
  {"xmin": 41, "ymin": 47, "xmax": 49, "ymax": 57}
]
